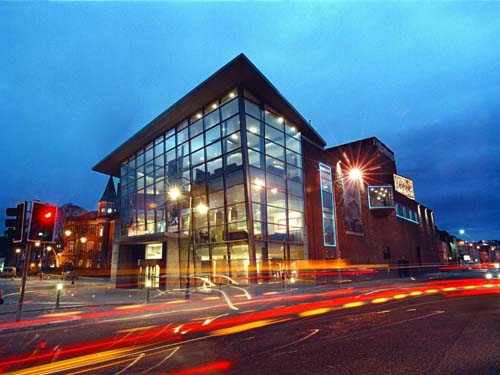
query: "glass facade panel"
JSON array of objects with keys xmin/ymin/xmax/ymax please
[
  {"xmin": 266, "ymin": 141, "xmax": 285, "ymax": 160},
  {"xmin": 226, "ymin": 184, "xmax": 245, "ymax": 205},
  {"xmin": 268, "ymin": 242, "xmax": 285, "ymax": 260},
  {"xmin": 265, "ymin": 110, "xmax": 285, "ymax": 131},
  {"xmin": 207, "ymin": 157, "xmax": 223, "ymax": 177},
  {"xmin": 246, "ymin": 115, "xmax": 262, "ymax": 135},
  {"xmin": 220, "ymin": 99, "xmax": 238, "ymax": 121},
  {"xmin": 245, "ymin": 99, "xmax": 261, "ymax": 119},
  {"xmin": 190, "ymin": 133, "xmax": 204, "ymax": 152},
  {"xmin": 225, "ymin": 150, "xmax": 242, "ymax": 169},
  {"xmin": 223, "ymin": 133, "xmax": 241, "ymax": 153},
  {"xmin": 247, "ymin": 132, "xmax": 264, "ymax": 152},
  {"xmin": 205, "ymin": 124, "xmax": 221, "ymax": 144},
  {"xmin": 248, "ymin": 149, "xmax": 264, "ymax": 169},
  {"xmin": 266, "ymin": 156, "xmax": 285, "ymax": 177},
  {"xmin": 221, "ymin": 115, "xmax": 240, "ymax": 136},
  {"xmin": 265, "ymin": 124, "xmax": 285, "ymax": 146},
  {"xmin": 190, "ymin": 119, "xmax": 204, "ymax": 138},
  {"xmin": 204, "ymin": 109, "xmax": 220, "ymax": 129},
  {"xmin": 206, "ymin": 141, "xmax": 222, "ymax": 161}
]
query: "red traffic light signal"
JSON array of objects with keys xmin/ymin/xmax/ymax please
[{"xmin": 28, "ymin": 202, "xmax": 57, "ymax": 243}]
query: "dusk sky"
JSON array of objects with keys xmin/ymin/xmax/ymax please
[{"xmin": 1, "ymin": 2, "xmax": 499, "ymax": 241}]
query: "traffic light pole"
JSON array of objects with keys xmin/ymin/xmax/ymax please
[{"xmin": 16, "ymin": 243, "xmax": 32, "ymax": 322}]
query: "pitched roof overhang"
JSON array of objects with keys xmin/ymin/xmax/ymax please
[{"xmin": 93, "ymin": 53, "xmax": 326, "ymax": 177}]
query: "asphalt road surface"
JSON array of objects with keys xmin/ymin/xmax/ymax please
[{"xmin": 1, "ymin": 278, "xmax": 499, "ymax": 375}]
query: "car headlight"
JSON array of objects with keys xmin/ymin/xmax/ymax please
[{"xmin": 485, "ymin": 272, "xmax": 493, "ymax": 280}]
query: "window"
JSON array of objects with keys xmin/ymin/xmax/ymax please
[
  {"xmin": 368, "ymin": 186, "xmax": 395, "ymax": 209},
  {"xmin": 319, "ymin": 163, "xmax": 336, "ymax": 247},
  {"xmin": 245, "ymin": 99, "xmax": 261, "ymax": 119},
  {"xmin": 395, "ymin": 203, "xmax": 419, "ymax": 224},
  {"xmin": 220, "ymin": 99, "xmax": 238, "ymax": 121}
]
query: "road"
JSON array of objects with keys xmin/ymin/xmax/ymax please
[{"xmin": 1, "ymin": 276, "xmax": 499, "ymax": 374}]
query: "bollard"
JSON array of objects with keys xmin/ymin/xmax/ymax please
[
  {"xmin": 145, "ymin": 279, "xmax": 152, "ymax": 303},
  {"xmin": 55, "ymin": 283, "xmax": 63, "ymax": 308}
]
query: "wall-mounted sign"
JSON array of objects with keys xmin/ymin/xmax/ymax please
[
  {"xmin": 145, "ymin": 243, "xmax": 163, "ymax": 260},
  {"xmin": 393, "ymin": 174, "xmax": 415, "ymax": 200}
]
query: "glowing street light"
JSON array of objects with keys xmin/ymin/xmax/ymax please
[
  {"xmin": 348, "ymin": 168, "xmax": 363, "ymax": 182},
  {"xmin": 196, "ymin": 202, "xmax": 209, "ymax": 214},
  {"xmin": 168, "ymin": 186, "xmax": 182, "ymax": 200},
  {"xmin": 459, "ymin": 229, "xmax": 465, "ymax": 235}
]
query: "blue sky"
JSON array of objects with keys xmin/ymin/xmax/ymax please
[{"xmin": 1, "ymin": 1, "xmax": 499, "ymax": 240}]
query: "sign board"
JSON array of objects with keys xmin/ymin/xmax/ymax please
[
  {"xmin": 393, "ymin": 174, "xmax": 415, "ymax": 200},
  {"xmin": 145, "ymin": 243, "xmax": 163, "ymax": 260}
]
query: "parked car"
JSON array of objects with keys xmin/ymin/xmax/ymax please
[{"xmin": 1, "ymin": 266, "xmax": 16, "ymax": 278}]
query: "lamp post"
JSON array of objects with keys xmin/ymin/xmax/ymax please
[
  {"xmin": 55, "ymin": 283, "xmax": 62, "ymax": 308},
  {"xmin": 168, "ymin": 181, "xmax": 208, "ymax": 300},
  {"xmin": 15, "ymin": 248, "xmax": 21, "ymax": 274},
  {"xmin": 78, "ymin": 236, "xmax": 87, "ymax": 275}
]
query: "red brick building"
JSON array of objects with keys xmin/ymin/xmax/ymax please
[
  {"xmin": 304, "ymin": 137, "xmax": 439, "ymax": 267},
  {"xmin": 60, "ymin": 177, "xmax": 118, "ymax": 273}
]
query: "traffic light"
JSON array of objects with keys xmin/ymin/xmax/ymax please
[
  {"xmin": 5, "ymin": 202, "xmax": 26, "ymax": 243},
  {"xmin": 28, "ymin": 202, "xmax": 57, "ymax": 243}
]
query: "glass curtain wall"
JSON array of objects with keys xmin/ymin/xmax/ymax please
[
  {"xmin": 244, "ymin": 92, "xmax": 306, "ymax": 278},
  {"xmin": 119, "ymin": 88, "xmax": 306, "ymax": 282}
]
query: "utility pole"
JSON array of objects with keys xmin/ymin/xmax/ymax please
[{"xmin": 16, "ymin": 243, "xmax": 32, "ymax": 322}]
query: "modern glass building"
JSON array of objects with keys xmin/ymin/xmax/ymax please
[
  {"xmin": 94, "ymin": 54, "xmax": 327, "ymax": 287},
  {"xmin": 94, "ymin": 54, "xmax": 439, "ymax": 288}
]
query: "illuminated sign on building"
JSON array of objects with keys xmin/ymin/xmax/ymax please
[
  {"xmin": 145, "ymin": 243, "xmax": 163, "ymax": 259},
  {"xmin": 393, "ymin": 174, "xmax": 415, "ymax": 200}
]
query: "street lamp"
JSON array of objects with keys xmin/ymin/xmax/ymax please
[
  {"xmin": 15, "ymin": 248, "xmax": 21, "ymax": 273},
  {"xmin": 168, "ymin": 181, "xmax": 208, "ymax": 299},
  {"xmin": 348, "ymin": 168, "xmax": 363, "ymax": 182}
]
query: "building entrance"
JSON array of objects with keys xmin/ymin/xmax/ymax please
[{"xmin": 138, "ymin": 261, "xmax": 160, "ymax": 289}]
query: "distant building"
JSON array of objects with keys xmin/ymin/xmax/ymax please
[
  {"xmin": 93, "ymin": 54, "xmax": 440, "ymax": 288},
  {"xmin": 59, "ymin": 177, "xmax": 117, "ymax": 273}
]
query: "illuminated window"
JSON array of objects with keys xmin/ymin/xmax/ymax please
[
  {"xmin": 395, "ymin": 203, "xmax": 419, "ymax": 224},
  {"xmin": 368, "ymin": 186, "xmax": 394, "ymax": 209},
  {"xmin": 319, "ymin": 163, "xmax": 336, "ymax": 247}
]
